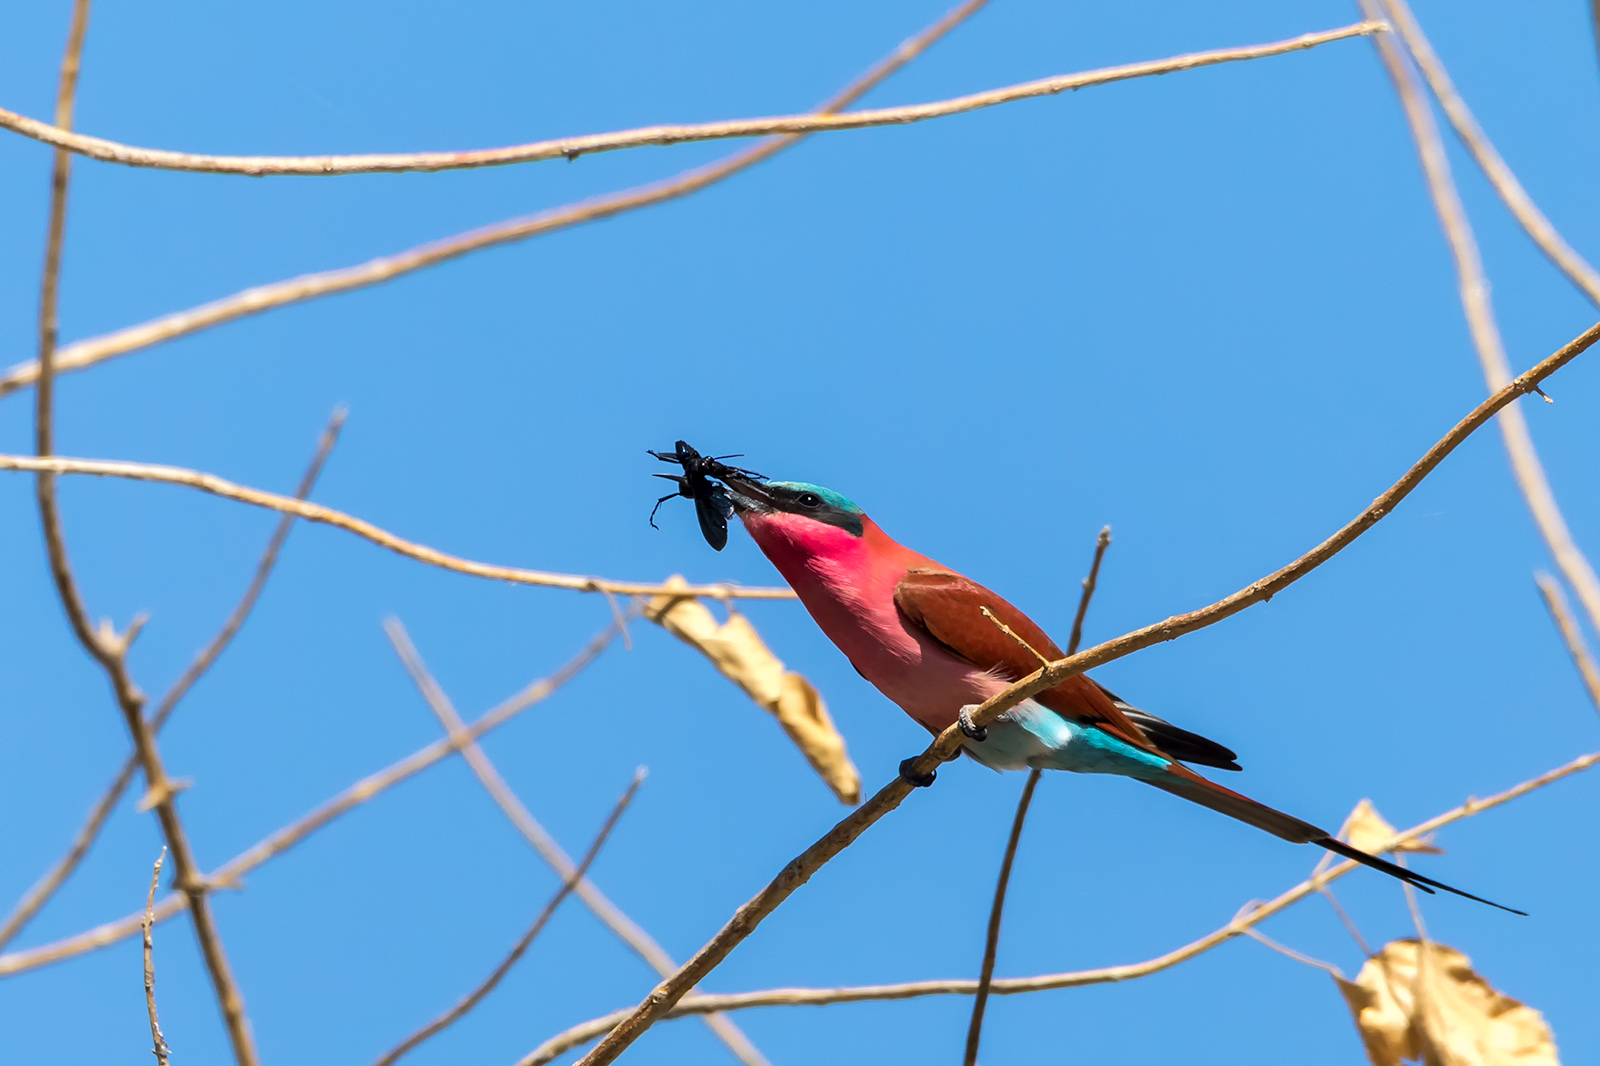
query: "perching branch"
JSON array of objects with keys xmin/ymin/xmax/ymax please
[
  {"xmin": 0, "ymin": 453, "xmax": 794, "ymax": 600},
  {"xmin": 0, "ymin": 0, "xmax": 996, "ymax": 401},
  {"xmin": 0, "ymin": 618, "xmax": 625, "ymax": 978},
  {"xmin": 30, "ymin": 4, "xmax": 259, "ymax": 1064},
  {"xmin": 964, "ymin": 526, "xmax": 1110, "ymax": 1066},
  {"xmin": 518, "ymin": 748, "xmax": 1600, "ymax": 1065},
  {"xmin": 568, "ymin": 322, "xmax": 1600, "ymax": 1065},
  {"xmin": 383, "ymin": 618, "xmax": 771, "ymax": 1066},
  {"xmin": 0, "ymin": 22, "xmax": 1381, "ymax": 177},
  {"xmin": 371, "ymin": 770, "xmax": 645, "ymax": 1066},
  {"xmin": 1372, "ymin": 0, "xmax": 1600, "ymax": 643},
  {"xmin": 0, "ymin": 409, "xmax": 345, "ymax": 952}
]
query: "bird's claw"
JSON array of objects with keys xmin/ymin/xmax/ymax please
[
  {"xmin": 898, "ymin": 757, "xmax": 937, "ymax": 788},
  {"xmin": 958, "ymin": 707, "xmax": 988, "ymax": 742}
]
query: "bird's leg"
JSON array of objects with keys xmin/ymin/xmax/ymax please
[
  {"xmin": 958, "ymin": 706, "xmax": 988, "ymax": 742},
  {"xmin": 898, "ymin": 758, "xmax": 937, "ymax": 788}
]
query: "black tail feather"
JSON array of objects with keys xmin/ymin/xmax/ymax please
[{"xmin": 1314, "ymin": 836, "xmax": 1525, "ymax": 916}]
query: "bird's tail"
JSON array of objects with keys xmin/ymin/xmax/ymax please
[{"xmin": 1142, "ymin": 763, "xmax": 1524, "ymax": 914}]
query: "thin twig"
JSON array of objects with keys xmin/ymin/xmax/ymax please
[
  {"xmin": 30, "ymin": 4, "xmax": 259, "ymax": 1064},
  {"xmin": 979, "ymin": 606, "xmax": 1052, "ymax": 665},
  {"xmin": 0, "ymin": 454, "xmax": 794, "ymax": 599},
  {"xmin": 372, "ymin": 770, "xmax": 646, "ymax": 1066},
  {"xmin": 567, "ymin": 317, "xmax": 1600, "ymax": 1065},
  {"xmin": 1536, "ymin": 573, "xmax": 1600, "ymax": 716},
  {"xmin": 1370, "ymin": 0, "xmax": 1600, "ymax": 643},
  {"xmin": 517, "ymin": 748, "xmax": 1600, "ymax": 1065},
  {"xmin": 142, "ymin": 848, "xmax": 171, "ymax": 1066},
  {"xmin": 1067, "ymin": 527, "xmax": 1113, "ymax": 656},
  {"xmin": 964, "ymin": 528, "xmax": 1111, "ymax": 1065},
  {"xmin": 1240, "ymin": 927, "xmax": 1345, "ymax": 978},
  {"xmin": 962, "ymin": 769, "xmax": 1039, "ymax": 1066},
  {"xmin": 1318, "ymin": 887, "xmax": 1373, "ymax": 956},
  {"xmin": 383, "ymin": 618, "xmax": 771, "ymax": 1066},
  {"xmin": 0, "ymin": 22, "xmax": 1382, "ymax": 177},
  {"xmin": 0, "ymin": 0, "xmax": 995, "ymax": 400},
  {"xmin": 0, "ymin": 408, "xmax": 345, "ymax": 951},
  {"xmin": 0, "ymin": 618, "xmax": 625, "ymax": 977}
]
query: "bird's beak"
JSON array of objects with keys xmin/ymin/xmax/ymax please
[{"xmin": 721, "ymin": 474, "xmax": 775, "ymax": 514}]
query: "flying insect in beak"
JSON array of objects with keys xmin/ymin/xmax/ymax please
[{"xmin": 647, "ymin": 440, "xmax": 766, "ymax": 551}]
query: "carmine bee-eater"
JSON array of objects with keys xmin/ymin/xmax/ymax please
[{"xmin": 705, "ymin": 470, "xmax": 1517, "ymax": 912}]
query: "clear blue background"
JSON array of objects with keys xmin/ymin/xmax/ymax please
[{"xmin": 2, "ymin": 1, "xmax": 1597, "ymax": 1063}]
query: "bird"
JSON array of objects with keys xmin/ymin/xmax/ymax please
[{"xmin": 714, "ymin": 472, "xmax": 1519, "ymax": 913}]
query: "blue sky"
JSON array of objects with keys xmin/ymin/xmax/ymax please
[{"xmin": 2, "ymin": 1, "xmax": 1597, "ymax": 1063}]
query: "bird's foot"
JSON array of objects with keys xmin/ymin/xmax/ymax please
[
  {"xmin": 958, "ymin": 707, "xmax": 988, "ymax": 742},
  {"xmin": 898, "ymin": 757, "xmax": 937, "ymax": 788}
]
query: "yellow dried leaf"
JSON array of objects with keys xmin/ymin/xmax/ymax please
[
  {"xmin": 647, "ymin": 577, "xmax": 860, "ymax": 805},
  {"xmin": 1338, "ymin": 939, "xmax": 1559, "ymax": 1066},
  {"xmin": 1343, "ymin": 798, "xmax": 1444, "ymax": 855}
]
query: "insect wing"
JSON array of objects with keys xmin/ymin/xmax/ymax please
[{"xmin": 694, "ymin": 488, "xmax": 731, "ymax": 551}]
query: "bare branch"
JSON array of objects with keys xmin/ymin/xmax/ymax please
[
  {"xmin": 0, "ymin": 409, "xmax": 344, "ymax": 951},
  {"xmin": 30, "ymin": 4, "xmax": 259, "ymax": 1063},
  {"xmin": 519, "ymin": 748, "xmax": 1599, "ymax": 1065},
  {"xmin": 0, "ymin": 0, "xmax": 995, "ymax": 400},
  {"xmin": 568, "ymin": 318, "xmax": 1600, "ymax": 1065},
  {"xmin": 1066, "ymin": 527, "xmax": 1113, "ymax": 658},
  {"xmin": 0, "ymin": 23, "xmax": 1381, "ymax": 177},
  {"xmin": 1371, "ymin": 0, "xmax": 1600, "ymax": 642},
  {"xmin": 372, "ymin": 770, "xmax": 645, "ymax": 1066},
  {"xmin": 965, "ymin": 528, "xmax": 1111, "ymax": 1064},
  {"xmin": 0, "ymin": 618, "xmax": 624, "ymax": 977},
  {"xmin": 384, "ymin": 618, "xmax": 771, "ymax": 1066},
  {"xmin": 0, "ymin": 453, "xmax": 795, "ymax": 600},
  {"xmin": 1536, "ymin": 573, "xmax": 1600, "ymax": 715},
  {"xmin": 142, "ymin": 849, "xmax": 171, "ymax": 1066},
  {"xmin": 962, "ymin": 769, "xmax": 1039, "ymax": 1066}
]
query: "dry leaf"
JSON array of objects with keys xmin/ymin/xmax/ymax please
[
  {"xmin": 1337, "ymin": 939, "xmax": 1558, "ymax": 1066},
  {"xmin": 1343, "ymin": 798, "xmax": 1444, "ymax": 855},
  {"xmin": 647, "ymin": 577, "xmax": 861, "ymax": 804}
]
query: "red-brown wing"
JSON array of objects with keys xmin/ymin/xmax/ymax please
[{"xmin": 892, "ymin": 568, "xmax": 1158, "ymax": 753}]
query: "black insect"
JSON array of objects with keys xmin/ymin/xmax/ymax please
[{"xmin": 647, "ymin": 440, "xmax": 765, "ymax": 551}]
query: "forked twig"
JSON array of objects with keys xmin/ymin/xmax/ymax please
[
  {"xmin": 371, "ymin": 771, "xmax": 645, "ymax": 1066},
  {"xmin": 383, "ymin": 618, "xmax": 771, "ymax": 1066},
  {"xmin": 0, "ymin": 619, "xmax": 625, "ymax": 977},
  {"xmin": 1368, "ymin": 0, "xmax": 1600, "ymax": 644},
  {"xmin": 0, "ymin": 409, "xmax": 345, "ymax": 951},
  {"xmin": 30, "ymin": 3, "xmax": 259, "ymax": 1063},
  {"xmin": 965, "ymin": 527, "xmax": 1110, "ymax": 1065}
]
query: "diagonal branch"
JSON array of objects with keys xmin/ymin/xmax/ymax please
[
  {"xmin": 567, "ymin": 319, "xmax": 1600, "ymax": 1065},
  {"xmin": 383, "ymin": 618, "xmax": 772, "ymax": 1066},
  {"xmin": 518, "ymin": 747, "xmax": 1600, "ymax": 1065},
  {"xmin": 0, "ymin": 618, "xmax": 624, "ymax": 978},
  {"xmin": 0, "ymin": 408, "xmax": 345, "ymax": 951},
  {"xmin": 0, "ymin": 453, "xmax": 794, "ymax": 600},
  {"xmin": 372, "ymin": 769, "xmax": 645, "ymax": 1066},
  {"xmin": 0, "ymin": 0, "xmax": 995, "ymax": 400},
  {"xmin": 31, "ymin": 3, "xmax": 259, "ymax": 1064},
  {"xmin": 0, "ymin": 22, "xmax": 1382, "ymax": 177},
  {"xmin": 1373, "ymin": 0, "xmax": 1600, "ymax": 642}
]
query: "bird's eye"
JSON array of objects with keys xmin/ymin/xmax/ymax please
[{"xmin": 797, "ymin": 492, "xmax": 822, "ymax": 508}]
